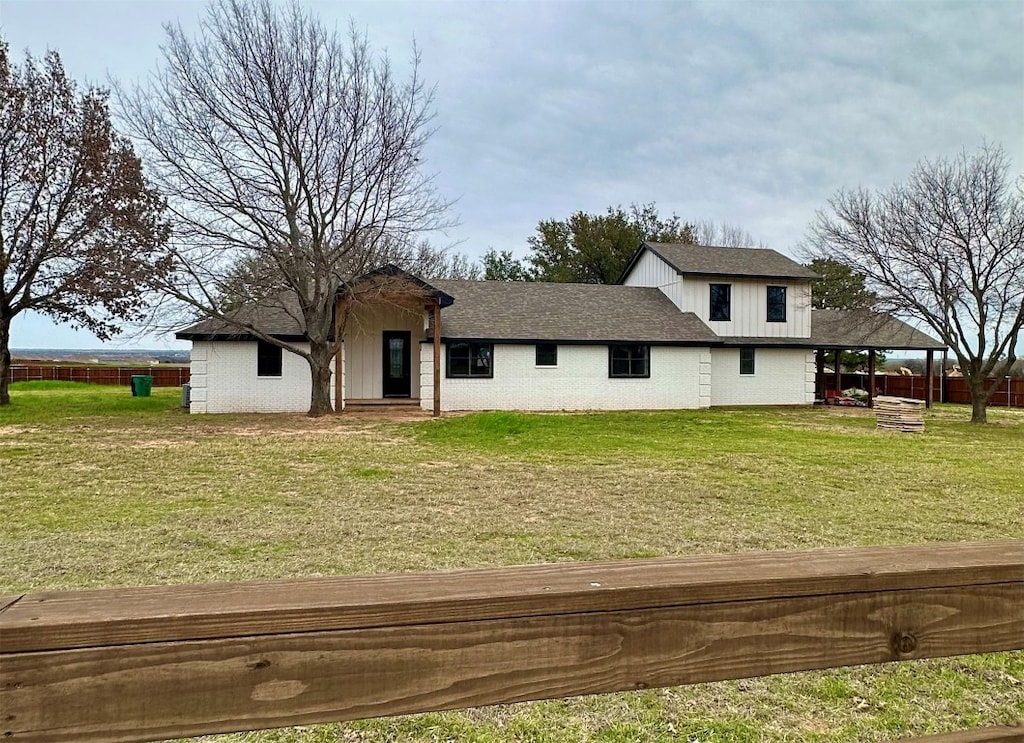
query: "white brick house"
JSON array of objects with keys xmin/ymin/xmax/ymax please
[{"xmin": 176, "ymin": 243, "xmax": 945, "ymax": 414}]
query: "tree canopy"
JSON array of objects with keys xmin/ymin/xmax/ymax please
[
  {"xmin": 0, "ymin": 42, "xmax": 169, "ymax": 405},
  {"xmin": 807, "ymin": 143, "xmax": 1024, "ymax": 423},
  {"xmin": 807, "ymin": 258, "xmax": 878, "ymax": 311},
  {"xmin": 527, "ymin": 203, "xmax": 694, "ymax": 284},
  {"xmin": 119, "ymin": 0, "xmax": 453, "ymax": 416}
]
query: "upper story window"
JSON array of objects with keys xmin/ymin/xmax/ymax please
[
  {"xmin": 257, "ymin": 340, "xmax": 283, "ymax": 377},
  {"xmin": 535, "ymin": 343, "xmax": 558, "ymax": 366},
  {"xmin": 447, "ymin": 342, "xmax": 493, "ymax": 378},
  {"xmin": 609, "ymin": 344, "xmax": 650, "ymax": 378},
  {"xmin": 709, "ymin": 284, "xmax": 731, "ymax": 321},
  {"xmin": 767, "ymin": 286, "xmax": 787, "ymax": 322}
]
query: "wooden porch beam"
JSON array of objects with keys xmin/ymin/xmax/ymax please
[
  {"xmin": 815, "ymin": 349, "xmax": 825, "ymax": 399},
  {"xmin": 334, "ymin": 297, "xmax": 344, "ymax": 413},
  {"xmin": 432, "ymin": 300, "xmax": 441, "ymax": 417},
  {"xmin": 926, "ymin": 349, "xmax": 935, "ymax": 409},
  {"xmin": 868, "ymin": 349, "xmax": 876, "ymax": 409}
]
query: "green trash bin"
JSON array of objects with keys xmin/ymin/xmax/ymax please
[{"xmin": 131, "ymin": 375, "xmax": 154, "ymax": 397}]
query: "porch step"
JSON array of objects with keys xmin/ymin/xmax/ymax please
[{"xmin": 344, "ymin": 398, "xmax": 428, "ymax": 415}]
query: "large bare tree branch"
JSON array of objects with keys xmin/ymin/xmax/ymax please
[
  {"xmin": 118, "ymin": 0, "xmax": 454, "ymax": 415},
  {"xmin": 807, "ymin": 143, "xmax": 1024, "ymax": 423}
]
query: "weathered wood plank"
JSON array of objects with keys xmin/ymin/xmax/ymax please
[
  {"xmin": 899, "ymin": 726, "xmax": 1024, "ymax": 742},
  {"xmin": 3, "ymin": 583, "xmax": 1021, "ymax": 743},
  {"xmin": 2, "ymin": 541, "xmax": 1021, "ymax": 653},
  {"xmin": 0, "ymin": 594, "xmax": 24, "ymax": 613}
]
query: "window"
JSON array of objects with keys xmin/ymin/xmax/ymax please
[
  {"xmin": 609, "ymin": 344, "xmax": 650, "ymax": 378},
  {"xmin": 447, "ymin": 342, "xmax": 493, "ymax": 378},
  {"xmin": 535, "ymin": 343, "xmax": 558, "ymax": 366},
  {"xmin": 767, "ymin": 285, "xmax": 787, "ymax": 322},
  {"xmin": 740, "ymin": 346, "xmax": 755, "ymax": 375},
  {"xmin": 257, "ymin": 340, "xmax": 283, "ymax": 377},
  {"xmin": 709, "ymin": 284, "xmax": 731, "ymax": 321}
]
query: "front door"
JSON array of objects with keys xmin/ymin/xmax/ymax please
[{"xmin": 382, "ymin": 330, "xmax": 412, "ymax": 398}]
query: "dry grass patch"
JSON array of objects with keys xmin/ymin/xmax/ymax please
[{"xmin": 2, "ymin": 384, "xmax": 1022, "ymax": 741}]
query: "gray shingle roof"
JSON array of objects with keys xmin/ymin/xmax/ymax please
[
  {"xmin": 641, "ymin": 242, "xmax": 819, "ymax": 280},
  {"xmin": 715, "ymin": 310, "xmax": 944, "ymax": 350},
  {"xmin": 176, "ymin": 295, "xmax": 306, "ymax": 340},
  {"xmin": 809, "ymin": 309, "xmax": 946, "ymax": 350},
  {"xmin": 430, "ymin": 280, "xmax": 717, "ymax": 343}
]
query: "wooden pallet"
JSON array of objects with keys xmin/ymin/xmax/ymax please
[{"xmin": 875, "ymin": 395, "xmax": 925, "ymax": 432}]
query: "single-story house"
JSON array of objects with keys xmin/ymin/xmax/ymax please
[{"xmin": 176, "ymin": 242, "xmax": 945, "ymax": 414}]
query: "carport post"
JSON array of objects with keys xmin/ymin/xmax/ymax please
[
  {"xmin": 926, "ymin": 349, "xmax": 935, "ymax": 409},
  {"xmin": 868, "ymin": 350, "xmax": 876, "ymax": 408}
]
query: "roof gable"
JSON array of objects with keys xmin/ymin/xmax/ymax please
[{"xmin": 622, "ymin": 242, "xmax": 819, "ymax": 282}]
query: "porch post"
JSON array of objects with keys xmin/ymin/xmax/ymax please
[
  {"xmin": 926, "ymin": 349, "xmax": 934, "ymax": 409},
  {"xmin": 867, "ymin": 349, "xmax": 876, "ymax": 409},
  {"xmin": 833, "ymin": 350, "xmax": 842, "ymax": 394},
  {"xmin": 815, "ymin": 349, "xmax": 824, "ymax": 399},
  {"xmin": 432, "ymin": 300, "xmax": 441, "ymax": 418},
  {"xmin": 942, "ymin": 349, "xmax": 948, "ymax": 403},
  {"xmin": 334, "ymin": 297, "xmax": 344, "ymax": 413}
]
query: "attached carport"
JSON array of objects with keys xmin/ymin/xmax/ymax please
[{"xmin": 809, "ymin": 309, "xmax": 948, "ymax": 409}]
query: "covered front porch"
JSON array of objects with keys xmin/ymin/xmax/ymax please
[{"xmin": 332, "ymin": 267, "xmax": 452, "ymax": 416}]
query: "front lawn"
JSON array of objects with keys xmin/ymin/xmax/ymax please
[{"xmin": 1, "ymin": 383, "xmax": 1021, "ymax": 741}]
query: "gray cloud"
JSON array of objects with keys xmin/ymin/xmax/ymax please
[{"xmin": 4, "ymin": 0, "xmax": 1021, "ymax": 347}]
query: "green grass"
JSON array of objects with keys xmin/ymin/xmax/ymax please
[{"xmin": 1, "ymin": 384, "xmax": 1022, "ymax": 741}]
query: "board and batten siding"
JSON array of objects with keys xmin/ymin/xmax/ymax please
[
  {"xmin": 709, "ymin": 348, "xmax": 816, "ymax": 406},
  {"xmin": 622, "ymin": 249, "xmax": 686, "ymax": 310},
  {"xmin": 188, "ymin": 341, "xmax": 335, "ymax": 414},
  {"xmin": 343, "ymin": 304, "xmax": 426, "ymax": 400},
  {"xmin": 420, "ymin": 343, "xmax": 708, "ymax": 412},
  {"xmin": 679, "ymin": 276, "xmax": 811, "ymax": 338},
  {"xmin": 622, "ymin": 251, "xmax": 812, "ymax": 338}
]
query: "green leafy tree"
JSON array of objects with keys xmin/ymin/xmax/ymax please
[
  {"xmin": 482, "ymin": 249, "xmax": 533, "ymax": 281},
  {"xmin": 808, "ymin": 258, "xmax": 879, "ymax": 311},
  {"xmin": 0, "ymin": 43, "xmax": 170, "ymax": 406},
  {"xmin": 527, "ymin": 203, "xmax": 695, "ymax": 284},
  {"xmin": 807, "ymin": 258, "xmax": 884, "ymax": 370}
]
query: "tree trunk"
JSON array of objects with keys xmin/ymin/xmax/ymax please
[
  {"xmin": 306, "ymin": 342, "xmax": 335, "ymax": 417},
  {"xmin": 967, "ymin": 374, "xmax": 988, "ymax": 424},
  {"xmin": 0, "ymin": 314, "xmax": 11, "ymax": 406}
]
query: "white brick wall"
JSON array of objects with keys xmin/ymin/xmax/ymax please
[
  {"xmin": 188, "ymin": 341, "xmax": 335, "ymax": 414},
  {"xmin": 420, "ymin": 343, "xmax": 706, "ymax": 412},
  {"xmin": 709, "ymin": 347, "xmax": 815, "ymax": 406}
]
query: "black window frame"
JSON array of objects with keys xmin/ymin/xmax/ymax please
[
  {"xmin": 739, "ymin": 346, "xmax": 756, "ymax": 376},
  {"xmin": 608, "ymin": 344, "xmax": 651, "ymax": 378},
  {"xmin": 446, "ymin": 341, "xmax": 494, "ymax": 378},
  {"xmin": 766, "ymin": 285, "xmax": 787, "ymax": 323},
  {"xmin": 535, "ymin": 343, "xmax": 558, "ymax": 367},
  {"xmin": 709, "ymin": 283, "xmax": 732, "ymax": 322},
  {"xmin": 257, "ymin": 339, "xmax": 283, "ymax": 377}
]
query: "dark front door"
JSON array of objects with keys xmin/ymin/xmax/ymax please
[{"xmin": 382, "ymin": 331, "xmax": 412, "ymax": 398}]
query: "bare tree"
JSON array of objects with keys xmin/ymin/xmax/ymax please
[
  {"xmin": 692, "ymin": 220, "xmax": 763, "ymax": 248},
  {"xmin": 119, "ymin": 0, "xmax": 453, "ymax": 416},
  {"xmin": 0, "ymin": 42, "xmax": 169, "ymax": 405},
  {"xmin": 807, "ymin": 143, "xmax": 1024, "ymax": 423}
]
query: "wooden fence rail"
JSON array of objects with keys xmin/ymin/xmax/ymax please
[
  {"xmin": 1, "ymin": 541, "xmax": 1022, "ymax": 743},
  {"xmin": 6, "ymin": 364, "xmax": 190, "ymax": 387}
]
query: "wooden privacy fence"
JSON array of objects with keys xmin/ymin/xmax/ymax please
[
  {"xmin": 1, "ymin": 541, "xmax": 1022, "ymax": 743},
  {"xmin": 6, "ymin": 365, "xmax": 189, "ymax": 387},
  {"xmin": 818, "ymin": 373, "xmax": 1024, "ymax": 408}
]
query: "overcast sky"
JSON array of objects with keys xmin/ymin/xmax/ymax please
[{"xmin": 3, "ymin": 0, "xmax": 1023, "ymax": 350}]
